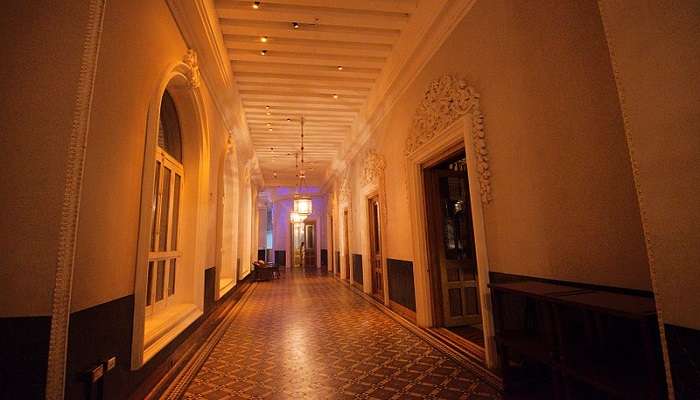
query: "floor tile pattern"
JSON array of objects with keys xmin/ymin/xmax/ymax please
[{"xmin": 184, "ymin": 271, "xmax": 501, "ymax": 399}]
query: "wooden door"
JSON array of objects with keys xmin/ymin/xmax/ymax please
[
  {"xmin": 368, "ymin": 197, "xmax": 383, "ymax": 298},
  {"xmin": 343, "ymin": 210, "xmax": 350, "ymax": 280},
  {"xmin": 428, "ymin": 168, "xmax": 481, "ymax": 327},
  {"xmin": 304, "ymin": 222, "xmax": 316, "ymax": 267}
]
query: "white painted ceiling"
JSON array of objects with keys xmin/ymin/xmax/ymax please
[{"xmin": 213, "ymin": 0, "xmax": 420, "ymax": 186}]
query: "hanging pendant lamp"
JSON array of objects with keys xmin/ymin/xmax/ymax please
[{"xmin": 292, "ymin": 116, "xmax": 312, "ymax": 217}]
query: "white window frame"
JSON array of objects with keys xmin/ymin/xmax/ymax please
[{"xmin": 146, "ymin": 147, "xmax": 184, "ymax": 316}]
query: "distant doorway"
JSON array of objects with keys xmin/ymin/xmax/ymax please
[
  {"xmin": 425, "ymin": 150, "xmax": 485, "ymax": 349},
  {"xmin": 290, "ymin": 221, "xmax": 316, "ymax": 268},
  {"xmin": 368, "ymin": 196, "xmax": 383, "ymax": 300},
  {"xmin": 343, "ymin": 209, "xmax": 350, "ymax": 280}
]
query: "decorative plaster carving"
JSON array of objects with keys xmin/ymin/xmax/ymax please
[
  {"xmin": 183, "ymin": 49, "xmax": 200, "ymax": 89},
  {"xmin": 405, "ymin": 75, "xmax": 492, "ymax": 204},
  {"xmin": 339, "ymin": 173, "xmax": 351, "ymax": 206},
  {"xmin": 46, "ymin": 1, "xmax": 107, "ymax": 398},
  {"xmin": 361, "ymin": 150, "xmax": 386, "ymax": 187}
]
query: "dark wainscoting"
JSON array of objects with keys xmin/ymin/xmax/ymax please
[
  {"xmin": 335, "ymin": 252, "xmax": 340, "ymax": 275},
  {"xmin": 352, "ymin": 254, "xmax": 363, "ymax": 285},
  {"xmin": 274, "ymin": 250, "xmax": 286, "ymax": 267},
  {"xmin": 489, "ymin": 272, "xmax": 654, "ymax": 298},
  {"xmin": 387, "ymin": 258, "xmax": 416, "ymax": 312},
  {"xmin": 204, "ymin": 266, "xmax": 216, "ymax": 314},
  {"xmin": 0, "ymin": 316, "xmax": 51, "ymax": 399},
  {"xmin": 320, "ymin": 249, "xmax": 328, "ymax": 267},
  {"xmin": 257, "ymin": 249, "xmax": 266, "ymax": 261},
  {"xmin": 666, "ymin": 323, "xmax": 700, "ymax": 399},
  {"xmin": 65, "ymin": 271, "xmax": 253, "ymax": 400}
]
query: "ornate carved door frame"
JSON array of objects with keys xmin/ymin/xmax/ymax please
[{"xmin": 404, "ymin": 75, "xmax": 496, "ymax": 368}]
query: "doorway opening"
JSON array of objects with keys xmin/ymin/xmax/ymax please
[
  {"xmin": 425, "ymin": 150, "xmax": 485, "ymax": 351},
  {"xmin": 368, "ymin": 196, "xmax": 383, "ymax": 300},
  {"xmin": 290, "ymin": 221, "xmax": 316, "ymax": 268}
]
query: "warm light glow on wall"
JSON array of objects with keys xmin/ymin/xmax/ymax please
[{"xmin": 293, "ymin": 196, "xmax": 312, "ymax": 216}]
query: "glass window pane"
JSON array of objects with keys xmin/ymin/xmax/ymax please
[
  {"xmin": 168, "ymin": 259, "xmax": 176, "ymax": 296},
  {"xmin": 159, "ymin": 91, "xmax": 183, "ymax": 162},
  {"xmin": 146, "ymin": 261, "xmax": 154, "ymax": 306},
  {"xmin": 150, "ymin": 162, "xmax": 161, "ymax": 252},
  {"xmin": 159, "ymin": 167, "xmax": 171, "ymax": 252},
  {"xmin": 156, "ymin": 260, "xmax": 166, "ymax": 301},
  {"xmin": 170, "ymin": 173, "xmax": 181, "ymax": 250}
]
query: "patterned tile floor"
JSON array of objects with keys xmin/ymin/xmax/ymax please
[{"xmin": 183, "ymin": 271, "xmax": 501, "ymax": 399}]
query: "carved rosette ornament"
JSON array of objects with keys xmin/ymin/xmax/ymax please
[
  {"xmin": 183, "ymin": 49, "xmax": 200, "ymax": 89},
  {"xmin": 361, "ymin": 149, "xmax": 386, "ymax": 187},
  {"xmin": 361, "ymin": 149, "xmax": 389, "ymax": 227},
  {"xmin": 405, "ymin": 75, "xmax": 492, "ymax": 204}
]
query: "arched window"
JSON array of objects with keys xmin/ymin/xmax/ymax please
[{"xmin": 147, "ymin": 90, "xmax": 184, "ymax": 314}]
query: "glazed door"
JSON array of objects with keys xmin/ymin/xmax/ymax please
[
  {"xmin": 304, "ymin": 222, "xmax": 316, "ymax": 267},
  {"xmin": 368, "ymin": 197, "xmax": 383, "ymax": 299},
  {"xmin": 430, "ymin": 169, "xmax": 481, "ymax": 327}
]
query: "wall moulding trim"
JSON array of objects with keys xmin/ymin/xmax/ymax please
[
  {"xmin": 46, "ymin": 1, "xmax": 107, "ymax": 398},
  {"xmin": 405, "ymin": 75, "xmax": 492, "ymax": 205}
]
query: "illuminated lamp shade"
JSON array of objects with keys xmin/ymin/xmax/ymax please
[
  {"xmin": 289, "ymin": 211, "xmax": 306, "ymax": 223},
  {"xmin": 293, "ymin": 195, "xmax": 312, "ymax": 216}
]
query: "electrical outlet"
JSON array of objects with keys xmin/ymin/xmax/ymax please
[
  {"xmin": 105, "ymin": 356, "xmax": 117, "ymax": 371},
  {"xmin": 90, "ymin": 364, "xmax": 104, "ymax": 383}
]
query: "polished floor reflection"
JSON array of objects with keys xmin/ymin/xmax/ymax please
[{"xmin": 184, "ymin": 271, "xmax": 501, "ymax": 399}]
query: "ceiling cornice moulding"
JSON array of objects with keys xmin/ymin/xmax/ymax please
[
  {"xmin": 324, "ymin": 0, "xmax": 477, "ymax": 186},
  {"xmin": 166, "ymin": 0, "xmax": 264, "ymax": 184}
]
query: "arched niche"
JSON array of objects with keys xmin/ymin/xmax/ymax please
[{"xmin": 131, "ymin": 50, "xmax": 210, "ymax": 369}]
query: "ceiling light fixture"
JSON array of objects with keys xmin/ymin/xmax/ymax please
[
  {"xmin": 292, "ymin": 22, "xmax": 300, "ymax": 29},
  {"xmin": 260, "ymin": 49, "xmax": 267, "ymax": 55},
  {"xmin": 333, "ymin": 94, "xmax": 339, "ymax": 100},
  {"xmin": 291, "ymin": 116, "xmax": 312, "ymax": 220},
  {"xmin": 337, "ymin": 65, "xmax": 343, "ymax": 71},
  {"xmin": 260, "ymin": 36, "xmax": 268, "ymax": 43},
  {"xmin": 252, "ymin": 1, "xmax": 261, "ymax": 9}
]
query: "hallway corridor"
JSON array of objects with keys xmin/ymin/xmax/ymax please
[{"xmin": 183, "ymin": 273, "xmax": 501, "ymax": 399}]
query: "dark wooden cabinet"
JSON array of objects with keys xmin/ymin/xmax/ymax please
[{"xmin": 490, "ymin": 281, "xmax": 666, "ymax": 399}]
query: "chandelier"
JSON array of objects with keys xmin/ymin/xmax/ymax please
[{"xmin": 290, "ymin": 116, "xmax": 312, "ymax": 222}]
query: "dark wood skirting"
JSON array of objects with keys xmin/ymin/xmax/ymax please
[
  {"xmin": 387, "ymin": 258, "xmax": 416, "ymax": 312},
  {"xmin": 0, "ymin": 315, "xmax": 51, "ymax": 399},
  {"xmin": 335, "ymin": 251, "xmax": 340, "ymax": 275},
  {"xmin": 320, "ymin": 249, "xmax": 328, "ymax": 267},
  {"xmin": 62, "ymin": 273, "xmax": 254, "ymax": 400},
  {"xmin": 204, "ymin": 266, "xmax": 216, "ymax": 314},
  {"xmin": 489, "ymin": 272, "xmax": 655, "ymax": 298},
  {"xmin": 274, "ymin": 250, "xmax": 286, "ymax": 267},
  {"xmin": 666, "ymin": 323, "xmax": 700, "ymax": 399},
  {"xmin": 352, "ymin": 253, "xmax": 363, "ymax": 285}
]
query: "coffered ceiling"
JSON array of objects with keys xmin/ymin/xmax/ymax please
[{"xmin": 213, "ymin": 0, "xmax": 422, "ymax": 186}]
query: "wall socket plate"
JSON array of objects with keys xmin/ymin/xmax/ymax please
[{"xmin": 105, "ymin": 356, "xmax": 117, "ymax": 371}]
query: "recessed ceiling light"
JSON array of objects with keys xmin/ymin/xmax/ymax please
[
  {"xmin": 333, "ymin": 94, "xmax": 339, "ymax": 100},
  {"xmin": 268, "ymin": 128, "xmax": 273, "ymax": 131},
  {"xmin": 260, "ymin": 49, "xmax": 267, "ymax": 55},
  {"xmin": 265, "ymin": 105, "xmax": 270, "ymax": 110},
  {"xmin": 266, "ymin": 111, "xmax": 271, "ymax": 116},
  {"xmin": 260, "ymin": 36, "xmax": 268, "ymax": 43},
  {"xmin": 286, "ymin": 118, "xmax": 291, "ymax": 122},
  {"xmin": 292, "ymin": 22, "xmax": 300, "ymax": 29},
  {"xmin": 267, "ymin": 123, "xmax": 271, "ymax": 127},
  {"xmin": 337, "ymin": 65, "xmax": 343, "ymax": 71},
  {"xmin": 252, "ymin": 1, "xmax": 261, "ymax": 9}
]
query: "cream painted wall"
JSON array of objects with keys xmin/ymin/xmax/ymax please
[
  {"xmin": 343, "ymin": 0, "xmax": 651, "ymax": 291},
  {"xmin": 70, "ymin": 1, "xmax": 243, "ymax": 312},
  {"xmin": 598, "ymin": 0, "xmax": 700, "ymax": 329},
  {"xmin": 0, "ymin": 2, "xmax": 91, "ymax": 317}
]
